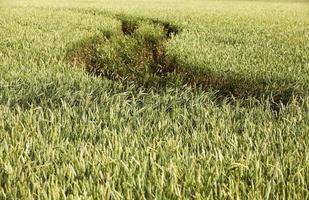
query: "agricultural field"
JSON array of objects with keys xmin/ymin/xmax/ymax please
[{"xmin": 0, "ymin": 0, "xmax": 308, "ymax": 199}]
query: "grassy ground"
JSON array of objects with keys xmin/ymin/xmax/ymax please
[{"xmin": 0, "ymin": 0, "xmax": 309, "ymax": 199}]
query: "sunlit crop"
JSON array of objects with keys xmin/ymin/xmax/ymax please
[{"xmin": 0, "ymin": 0, "xmax": 308, "ymax": 199}]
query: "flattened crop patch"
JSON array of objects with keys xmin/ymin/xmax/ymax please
[{"xmin": 66, "ymin": 14, "xmax": 298, "ymax": 112}]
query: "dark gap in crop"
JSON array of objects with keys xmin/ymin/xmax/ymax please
[
  {"xmin": 121, "ymin": 19, "xmax": 138, "ymax": 36},
  {"xmin": 66, "ymin": 16, "xmax": 295, "ymax": 113}
]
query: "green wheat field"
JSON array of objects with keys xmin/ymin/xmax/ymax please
[{"xmin": 0, "ymin": 0, "xmax": 308, "ymax": 199}]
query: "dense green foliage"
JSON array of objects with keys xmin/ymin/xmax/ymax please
[{"xmin": 0, "ymin": 0, "xmax": 308, "ymax": 199}]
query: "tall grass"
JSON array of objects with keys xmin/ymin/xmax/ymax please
[{"xmin": 0, "ymin": 0, "xmax": 308, "ymax": 199}]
